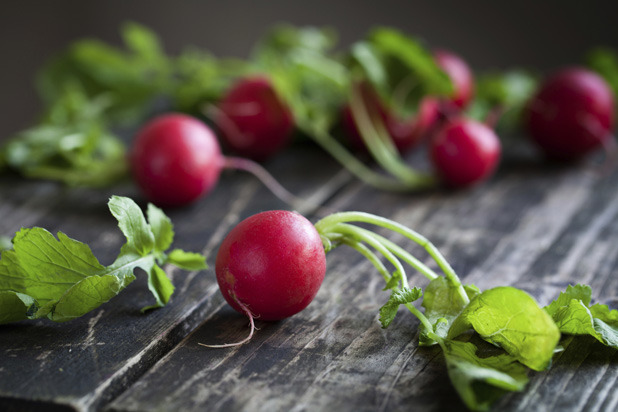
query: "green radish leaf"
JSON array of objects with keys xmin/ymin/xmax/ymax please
[
  {"xmin": 0, "ymin": 236, "xmax": 13, "ymax": 251},
  {"xmin": 108, "ymin": 195, "xmax": 155, "ymax": 256},
  {"xmin": 253, "ymin": 23, "xmax": 337, "ymax": 64},
  {"xmin": 379, "ymin": 287, "xmax": 422, "ymax": 328},
  {"xmin": 448, "ymin": 286, "xmax": 560, "ymax": 371},
  {"xmin": 172, "ymin": 48, "xmax": 249, "ymax": 113},
  {"xmin": 545, "ymin": 284, "xmax": 592, "ymax": 316},
  {"xmin": 167, "ymin": 249, "xmax": 207, "ymax": 271},
  {"xmin": 0, "ymin": 291, "xmax": 34, "ymax": 324},
  {"xmin": 35, "ymin": 21, "xmax": 172, "ymax": 127},
  {"xmin": 0, "ymin": 228, "xmax": 105, "ymax": 306},
  {"xmin": 545, "ymin": 284, "xmax": 618, "ymax": 348},
  {"xmin": 142, "ymin": 264, "xmax": 175, "ymax": 312},
  {"xmin": 467, "ymin": 70, "xmax": 538, "ymax": 129},
  {"xmin": 147, "ymin": 203, "xmax": 174, "ymax": 254},
  {"xmin": 0, "ymin": 84, "xmax": 128, "ymax": 187},
  {"xmin": 382, "ymin": 271, "xmax": 402, "ymax": 290},
  {"xmin": 350, "ymin": 42, "xmax": 387, "ymax": 89},
  {"xmin": 50, "ymin": 272, "xmax": 136, "ymax": 322},
  {"xmin": 441, "ymin": 338, "xmax": 529, "ymax": 411},
  {"xmin": 122, "ymin": 21, "xmax": 164, "ymax": 61},
  {"xmin": 253, "ymin": 24, "xmax": 349, "ymax": 135},
  {"xmin": 419, "ymin": 278, "xmax": 480, "ymax": 346},
  {"xmin": 0, "ymin": 196, "xmax": 206, "ymax": 324},
  {"xmin": 587, "ymin": 47, "xmax": 618, "ymax": 100}
]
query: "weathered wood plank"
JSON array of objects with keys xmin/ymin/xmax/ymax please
[
  {"xmin": 0, "ymin": 143, "xmax": 347, "ymax": 412},
  {"xmin": 107, "ymin": 148, "xmax": 618, "ymax": 412}
]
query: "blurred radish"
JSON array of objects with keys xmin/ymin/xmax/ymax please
[
  {"xmin": 213, "ymin": 76, "xmax": 294, "ymax": 161},
  {"xmin": 430, "ymin": 118, "xmax": 501, "ymax": 187},
  {"xmin": 525, "ymin": 67, "xmax": 615, "ymax": 160}
]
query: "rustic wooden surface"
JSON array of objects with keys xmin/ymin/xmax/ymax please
[{"xmin": 1, "ymin": 139, "xmax": 618, "ymax": 412}]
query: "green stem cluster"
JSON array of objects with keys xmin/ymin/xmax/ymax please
[
  {"xmin": 348, "ymin": 83, "xmax": 436, "ymax": 189},
  {"xmin": 302, "ymin": 83, "xmax": 436, "ymax": 193},
  {"xmin": 315, "ymin": 211, "xmax": 469, "ymax": 334}
]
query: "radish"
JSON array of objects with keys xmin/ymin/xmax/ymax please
[
  {"xmin": 215, "ymin": 210, "xmax": 326, "ymax": 322},
  {"xmin": 430, "ymin": 117, "xmax": 501, "ymax": 187},
  {"xmin": 212, "ymin": 76, "xmax": 294, "ymax": 162},
  {"xmin": 131, "ymin": 113, "xmax": 306, "ymax": 208},
  {"xmin": 525, "ymin": 67, "xmax": 615, "ymax": 160}
]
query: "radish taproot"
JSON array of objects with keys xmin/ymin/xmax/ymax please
[
  {"xmin": 525, "ymin": 67, "xmax": 615, "ymax": 160},
  {"xmin": 430, "ymin": 117, "xmax": 501, "ymax": 187},
  {"xmin": 213, "ymin": 76, "xmax": 294, "ymax": 161},
  {"xmin": 131, "ymin": 113, "xmax": 307, "ymax": 208}
]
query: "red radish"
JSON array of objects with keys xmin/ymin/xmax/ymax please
[
  {"xmin": 433, "ymin": 49, "xmax": 475, "ymax": 110},
  {"xmin": 214, "ymin": 76, "xmax": 294, "ymax": 162},
  {"xmin": 525, "ymin": 67, "xmax": 615, "ymax": 160},
  {"xmin": 215, "ymin": 210, "xmax": 326, "ymax": 322},
  {"xmin": 131, "ymin": 113, "xmax": 223, "ymax": 207},
  {"xmin": 430, "ymin": 118, "xmax": 501, "ymax": 187},
  {"xmin": 131, "ymin": 113, "xmax": 306, "ymax": 208}
]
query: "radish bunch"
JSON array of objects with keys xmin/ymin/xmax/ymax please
[
  {"xmin": 203, "ymin": 208, "xmax": 588, "ymax": 410},
  {"xmin": 129, "ymin": 25, "xmax": 506, "ymax": 205},
  {"xmin": 209, "ymin": 209, "xmax": 467, "ymax": 337}
]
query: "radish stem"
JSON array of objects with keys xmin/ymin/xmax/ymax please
[
  {"xmin": 315, "ymin": 211, "xmax": 469, "ymax": 305},
  {"xmin": 349, "ymin": 83, "xmax": 435, "ymax": 188},
  {"xmin": 198, "ymin": 299, "xmax": 256, "ymax": 348},
  {"xmin": 332, "ymin": 223, "xmax": 409, "ymax": 288},
  {"xmin": 223, "ymin": 156, "xmax": 323, "ymax": 214},
  {"xmin": 311, "ymin": 128, "xmax": 417, "ymax": 191}
]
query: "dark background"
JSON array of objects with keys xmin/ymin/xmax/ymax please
[{"xmin": 0, "ymin": 0, "xmax": 615, "ymax": 141}]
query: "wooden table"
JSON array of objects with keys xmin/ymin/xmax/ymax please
[{"xmin": 1, "ymin": 139, "xmax": 617, "ymax": 412}]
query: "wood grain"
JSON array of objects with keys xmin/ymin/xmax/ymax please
[
  {"xmin": 107, "ymin": 149, "xmax": 618, "ymax": 412},
  {"xmin": 2, "ymin": 142, "xmax": 618, "ymax": 412}
]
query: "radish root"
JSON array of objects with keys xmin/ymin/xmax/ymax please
[{"xmin": 198, "ymin": 300, "xmax": 257, "ymax": 348}]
